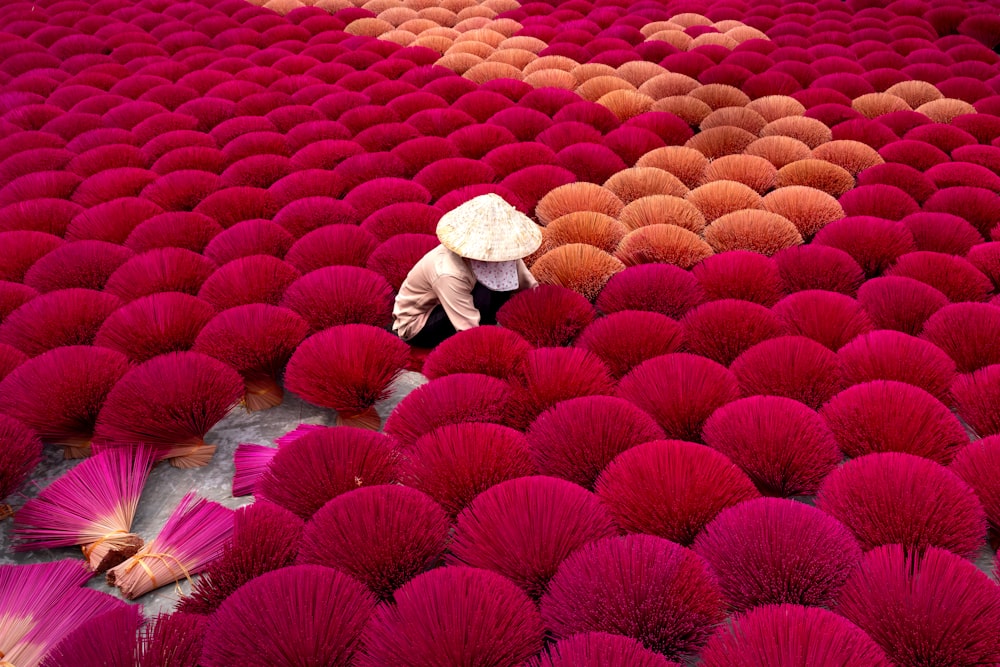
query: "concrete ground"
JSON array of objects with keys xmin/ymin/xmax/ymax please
[{"xmin": 0, "ymin": 371, "xmax": 427, "ymax": 616}]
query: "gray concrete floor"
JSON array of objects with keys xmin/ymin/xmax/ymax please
[{"xmin": 0, "ymin": 371, "xmax": 427, "ymax": 616}]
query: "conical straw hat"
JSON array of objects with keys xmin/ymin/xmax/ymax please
[{"xmin": 436, "ymin": 193, "xmax": 543, "ymax": 262}]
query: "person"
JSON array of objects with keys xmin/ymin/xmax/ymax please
[{"xmin": 392, "ymin": 193, "xmax": 542, "ymax": 347}]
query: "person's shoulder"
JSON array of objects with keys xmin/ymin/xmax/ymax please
[{"xmin": 432, "ymin": 246, "xmax": 472, "ymax": 279}]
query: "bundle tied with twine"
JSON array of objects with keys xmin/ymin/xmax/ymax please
[{"xmin": 106, "ymin": 493, "xmax": 234, "ymax": 600}]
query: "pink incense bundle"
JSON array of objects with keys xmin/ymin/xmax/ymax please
[
  {"xmin": 4, "ymin": 587, "xmax": 131, "ymax": 667},
  {"xmin": 0, "ymin": 560, "xmax": 129, "ymax": 667},
  {"xmin": 106, "ymin": 493, "xmax": 235, "ymax": 600},
  {"xmin": 0, "ymin": 560, "xmax": 91, "ymax": 660},
  {"xmin": 179, "ymin": 501, "xmax": 303, "ymax": 615},
  {"xmin": 93, "ymin": 352, "xmax": 244, "ymax": 468},
  {"xmin": 0, "ymin": 415, "xmax": 41, "ymax": 521},
  {"xmin": 14, "ymin": 446, "xmax": 154, "ymax": 572}
]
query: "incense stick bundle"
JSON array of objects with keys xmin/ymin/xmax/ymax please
[
  {"xmin": 138, "ymin": 613, "xmax": 208, "ymax": 667},
  {"xmin": 178, "ymin": 501, "xmax": 303, "ymax": 615},
  {"xmin": 231, "ymin": 444, "xmax": 276, "ymax": 498},
  {"xmin": 13, "ymin": 447, "xmax": 155, "ymax": 572},
  {"xmin": 40, "ymin": 605, "xmax": 143, "ymax": 667},
  {"xmin": 0, "ymin": 560, "xmax": 128, "ymax": 667},
  {"xmin": 231, "ymin": 425, "xmax": 327, "ymax": 498},
  {"xmin": 106, "ymin": 493, "xmax": 235, "ymax": 600},
  {"xmin": 0, "ymin": 560, "xmax": 91, "ymax": 659}
]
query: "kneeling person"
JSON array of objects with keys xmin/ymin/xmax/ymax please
[{"xmin": 392, "ymin": 194, "xmax": 541, "ymax": 347}]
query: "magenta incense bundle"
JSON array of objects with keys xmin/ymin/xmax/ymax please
[
  {"xmin": 106, "ymin": 493, "xmax": 235, "ymax": 600},
  {"xmin": 231, "ymin": 444, "xmax": 276, "ymax": 498},
  {"xmin": 4, "ymin": 588, "xmax": 131, "ymax": 667},
  {"xmin": 0, "ymin": 415, "xmax": 42, "ymax": 521},
  {"xmin": 231, "ymin": 424, "xmax": 325, "ymax": 497},
  {"xmin": 179, "ymin": 502, "xmax": 303, "ymax": 615},
  {"xmin": 0, "ymin": 560, "xmax": 91, "ymax": 657},
  {"xmin": 40, "ymin": 605, "xmax": 143, "ymax": 667},
  {"xmin": 0, "ymin": 560, "xmax": 128, "ymax": 667},
  {"xmin": 13, "ymin": 447, "xmax": 155, "ymax": 572},
  {"xmin": 139, "ymin": 613, "xmax": 208, "ymax": 667}
]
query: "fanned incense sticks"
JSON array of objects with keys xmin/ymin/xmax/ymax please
[
  {"xmin": 0, "ymin": 560, "xmax": 130, "ymax": 667},
  {"xmin": 0, "ymin": 560, "xmax": 91, "ymax": 659},
  {"xmin": 232, "ymin": 424, "xmax": 326, "ymax": 497},
  {"xmin": 231, "ymin": 444, "xmax": 276, "ymax": 498},
  {"xmin": 3, "ymin": 588, "xmax": 130, "ymax": 667},
  {"xmin": 93, "ymin": 352, "xmax": 244, "ymax": 468},
  {"xmin": 179, "ymin": 502, "xmax": 303, "ymax": 615},
  {"xmin": 0, "ymin": 415, "xmax": 42, "ymax": 521},
  {"xmin": 14, "ymin": 447, "xmax": 155, "ymax": 572},
  {"xmin": 40, "ymin": 605, "xmax": 143, "ymax": 667},
  {"xmin": 106, "ymin": 493, "xmax": 235, "ymax": 600},
  {"xmin": 138, "ymin": 613, "xmax": 208, "ymax": 667}
]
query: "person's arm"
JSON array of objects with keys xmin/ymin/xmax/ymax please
[
  {"xmin": 432, "ymin": 273, "xmax": 481, "ymax": 331},
  {"xmin": 516, "ymin": 259, "xmax": 538, "ymax": 289}
]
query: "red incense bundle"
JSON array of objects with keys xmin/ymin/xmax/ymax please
[
  {"xmin": 106, "ymin": 493, "xmax": 235, "ymax": 600},
  {"xmin": 179, "ymin": 501, "xmax": 304, "ymax": 615},
  {"xmin": 0, "ymin": 415, "xmax": 42, "ymax": 521},
  {"xmin": 13, "ymin": 447, "xmax": 154, "ymax": 572},
  {"xmin": 138, "ymin": 613, "xmax": 208, "ymax": 667},
  {"xmin": 93, "ymin": 352, "xmax": 244, "ymax": 468},
  {"xmin": 40, "ymin": 605, "xmax": 143, "ymax": 667},
  {"xmin": 192, "ymin": 304, "xmax": 308, "ymax": 412}
]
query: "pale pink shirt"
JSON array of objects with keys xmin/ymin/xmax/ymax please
[{"xmin": 392, "ymin": 244, "xmax": 537, "ymax": 340}]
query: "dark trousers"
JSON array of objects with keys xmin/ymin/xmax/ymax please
[{"xmin": 406, "ymin": 283, "xmax": 514, "ymax": 347}]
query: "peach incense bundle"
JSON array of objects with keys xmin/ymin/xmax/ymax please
[
  {"xmin": 106, "ymin": 493, "xmax": 235, "ymax": 600},
  {"xmin": 13, "ymin": 447, "xmax": 155, "ymax": 572}
]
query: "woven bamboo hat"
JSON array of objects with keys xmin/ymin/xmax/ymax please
[{"xmin": 436, "ymin": 194, "xmax": 543, "ymax": 262}]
